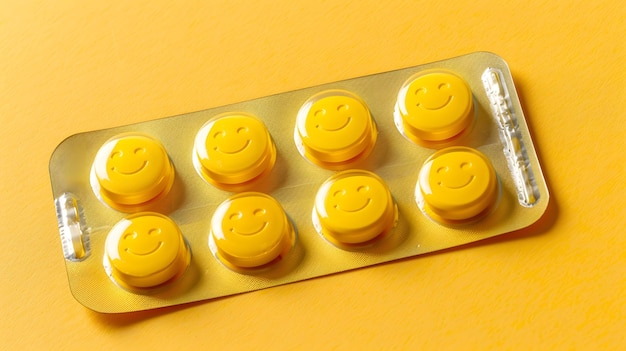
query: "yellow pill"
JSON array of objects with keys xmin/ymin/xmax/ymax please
[
  {"xmin": 193, "ymin": 113, "xmax": 276, "ymax": 189},
  {"xmin": 417, "ymin": 147, "xmax": 499, "ymax": 223},
  {"xmin": 395, "ymin": 70, "xmax": 473, "ymax": 146},
  {"xmin": 314, "ymin": 170, "xmax": 397, "ymax": 245},
  {"xmin": 92, "ymin": 133, "xmax": 175, "ymax": 211},
  {"xmin": 295, "ymin": 90, "xmax": 377, "ymax": 169},
  {"xmin": 209, "ymin": 192, "xmax": 295, "ymax": 269},
  {"xmin": 104, "ymin": 212, "xmax": 190, "ymax": 289}
]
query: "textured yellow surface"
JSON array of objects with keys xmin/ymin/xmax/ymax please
[{"xmin": 1, "ymin": 1, "xmax": 624, "ymax": 349}]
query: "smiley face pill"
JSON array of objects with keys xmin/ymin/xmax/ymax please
[
  {"xmin": 103, "ymin": 212, "xmax": 191, "ymax": 289},
  {"xmin": 209, "ymin": 192, "xmax": 295, "ymax": 270},
  {"xmin": 91, "ymin": 133, "xmax": 175, "ymax": 211},
  {"xmin": 193, "ymin": 113, "xmax": 276, "ymax": 189},
  {"xmin": 417, "ymin": 147, "xmax": 499, "ymax": 223},
  {"xmin": 295, "ymin": 90, "xmax": 377, "ymax": 169},
  {"xmin": 313, "ymin": 170, "xmax": 397, "ymax": 246},
  {"xmin": 395, "ymin": 70, "xmax": 474, "ymax": 147}
]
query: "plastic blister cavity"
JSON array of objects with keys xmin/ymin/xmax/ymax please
[
  {"xmin": 482, "ymin": 68, "xmax": 540, "ymax": 207},
  {"xmin": 416, "ymin": 147, "xmax": 501, "ymax": 224},
  {"xmin": 90, "ymin": 133, "xmax": 175, "ymax": 212},
  {"xmin": 103, "ymin": 212, "xmax": 191, "ymax": 290},
  {"xmin": 208, "ymin": 192, "xmax": 296, "ymax": 271},
  {"xmin": 193, "ymin": 113, "xmax": 276, "ymax": 191},
  {"xmin": 394, "ymin": 70, "xmax": 474, "ymax": 148},
  {"xmin": 55, "ymin": 193, "xmax": 89, "ymax": 261},
  {"xmin": 313, "ymin": 170, "xmax": 397, "ymax": 247},
  {"xmin": 294, "ymin": 89, "xmax": 377, "ymax": 169}
]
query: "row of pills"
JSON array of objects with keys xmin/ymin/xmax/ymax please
[
  {"xmin": 91, "ymin": 69, "xmax": 489, "ymax": 210},
  {"xmin": 102, "ymin": 170, "xmax": 395, "ymax": 290}
]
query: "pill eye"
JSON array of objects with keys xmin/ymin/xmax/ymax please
[
  {"xmin": 229, "ymin": 211, "xmax": 243, "ymax": 221},
  {"xmin": 333, "ymin": 189, "xmax": 347, "ymax": 197},
  {"xmin": 123, "ymin": 232, "xmax": 137, "ymax": 241},
  {"xmin": 357, "ymin": 185, "xmax": 369, "ymax": 193},
  {"xmin": 253, "ymin": 208, "xmax": 266, "ymax": 216},
  {"xmin": 415, "ymin": 87, "xmax": 427, "ymax": 95},
  {"xmin": 148, "ymin": 228, "xmax": 161, "ymax": 236},
  {"xmin": 314, "ymin": 109, "xmax": 326, "ymax": 117}
]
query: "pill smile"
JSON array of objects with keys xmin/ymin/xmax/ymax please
[
  {"xmin": 216, "ymin": 140, "xmax": 251, "ymax": 154},
  {"xmin": 417, "ymin": 95, "xmax": 453, "ymax": 111},
  {"xmin": 438, "ymin": 175, "xmax": 475, "ymax": 189},
  {"xmin": 317, "ymin": 117, "xmax": 352, "ymax": 131},
  {"xmin": 336, "ymin": 198, "xmax": 371, "ymax": 212},
  {"xmin": 231, "ymin": 222, "xmax": 268, "ymax": 236},
  {"xmin": 125, "ymin": 241, "xmax": 163, "ymax": 256},
  {"xmin": 112, "ymin": 161, "xmax": 148, "ymax": 175}
]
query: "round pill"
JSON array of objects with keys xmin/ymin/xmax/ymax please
[
  {"xmin": 295, "ymin": 90, "xmax": 377, "ymax": 169},
  {"xmin": 395, "ymin": 70, "xmax": 473, "ymax": 146},
  {"xmin": 417, "ymin": 147, "xmax": 499, "ymax": 223},
  {"xmin": 193, "ymin": 113, "xmax": 276, "ymax": 188},
  {"xmin": 104, "ymin": 212, "xmax": 190, "ymax": 289},
  {"xmin": 92, "ymin": 133, "xmax": 175, "ymax": 211},
  {"xmin": 209, "ymin": 192, "xmax": 295, "ymax": 269},
  {"xmin": 314, "ymin": 170, "xmax": 397, "ymax": 245}
]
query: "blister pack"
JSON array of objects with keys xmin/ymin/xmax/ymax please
[{"xmin": 49, "ymin": 52, "xmax": 549, "ymax": 313}]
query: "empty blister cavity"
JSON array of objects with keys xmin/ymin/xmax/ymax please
[
  {"xmin": 394, "ymin": 70, "xmax": 474, "ymax": 148},
  {"xmin": 294, "ymin": 90, "xmax": 377, "ymax": 169},
  {"xmin": 313, "ymin": 170, "xmax": 397, "ymax": 247},
  {"xmin": 55, "ymin": 193, "xmax": 89, "ymax": 261},
  {"xmin": 193, "ymin": 113, "xmax": 276, "ymax": 191},
  {"xmin": 90, "ymin": 133, "xmax": 175, "ymax": 212},
  {"xmin": 208, "ymin": 192, "xmax": 296, "ymax": 271},
  {"xmin": 416, "ymin": 147, "xmax": 500, "ymax": 224},
  {"xmin": 103, "ymin": 212, "xmax": 191, "ymax": 290},
  {"xmin": 482, "ymin": 68, "xmax": 539, "ymax": 207}
]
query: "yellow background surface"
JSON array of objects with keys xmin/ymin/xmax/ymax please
[{"xmin": 1, "ymin": 1, "xmax": 624, "ymax": 349}]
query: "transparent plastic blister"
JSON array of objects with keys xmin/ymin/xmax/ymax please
[{"xmin": 49, "ymin": 52, "xmax": 549, "ymax": 313}]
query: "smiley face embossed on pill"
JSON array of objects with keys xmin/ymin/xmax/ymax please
[
  {"xmin": 109, "ymin": 148, "xmax": 148, "ymax": 175},
  {"xmin": 193, "ymin": 113, "xmax": 276, "ymax": 187},
  {"xmin": 92, "ymin": 133, "xmax": 175, "ymax": 210},
  {"xmin": 331, "ymin": 185, "xmax": 372, "ymax": 213},
  {"xmin": 417, "ymin": 147, "xmax": 499, "ymax": 223},
  {"xmin": 122, "ymin": 228, "xmax": 164, "ymax": 257},
  {"xmin": 314, "ymin": 170, "xmax": 397, "ymax": 245},
  {"xmin": 295, "ymin": 90, "xmax": 377, "ymax": 168},
  {"xmin": 312, "ymin": 103, "xmax": 353, "ymax": 132},
  {"xmin": 212, "ymin": 128, "xmax": 251, "ymax": 155},
  {"xmin": 327, "ymin": 181, "xmax": 379, "ymax": 218},
  {"xmin": 395, "ymin": 70, "xmax": 474, "ymax": 146},
  {"xmin": 104, "ymin": 212, "xmax": 190, "ymax": 289},
  {"xmin": 435, "ymin": 162, "xmax": 476, "ymax": 190},
  {"xmin": 226, "ymin": 207, "xmax": 269, "ymax": 237},
  {"xmin": 209, "ymin": 192, "xmax": 295, "ymax": 269}
]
